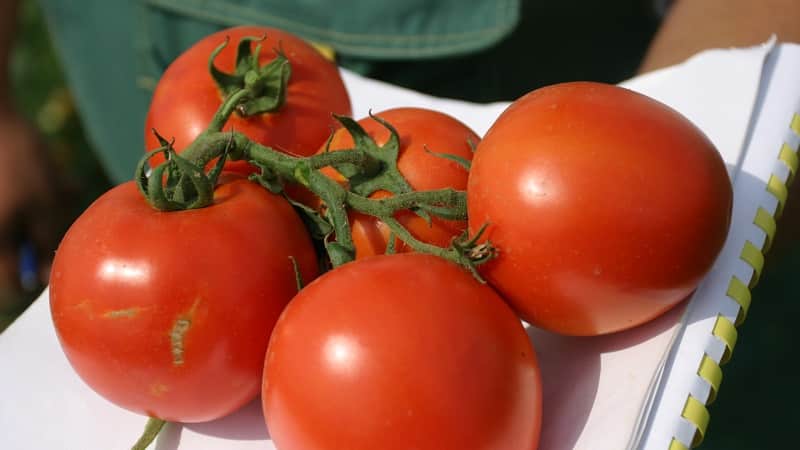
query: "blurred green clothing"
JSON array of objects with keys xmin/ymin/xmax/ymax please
[{"xmin": 36, "ymin": 0, "xmax": 658, "ymax": 183}]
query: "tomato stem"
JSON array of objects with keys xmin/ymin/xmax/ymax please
[
  {"xmin": 346, "ymin": 188, "xmax": 467, "ymax": 220},
  {"xmin": 207, "ymin": 88, "xmax": 252, "ymax": 132},
  {"xmin": 136, "ymin": 42, "xmax": 493, "ymax": 275},
  {"xmin": 131, "ymin": 417, "xmax": 167, "ymax": 450},
  {"xmin": 379, "ymin": 216, "xmax": 491, "ymax": 282},
  {"xmin": 304, "ymin": 165, "xmax": 356, "ymax": 265}
]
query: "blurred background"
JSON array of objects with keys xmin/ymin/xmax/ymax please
[
  {"xmin": 0, "ymin": 0, "xmax": 110, "ymax": 330},
  {"xmin": 1, "ymin": 0, "xmax": 798, "ymax": 449}
]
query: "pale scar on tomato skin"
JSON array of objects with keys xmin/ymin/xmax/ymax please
[
  {"xmin": 69, "ymin": 299, "xmax": 94, "ymax": 319},
  {"xmin": 150, "ymin": 383, "xmax": 169, "ymax": 397},
  {"xmin": 102, "ymin": 307, "xmax": 144, "ymax": 319},
  {"xmin": 169, "ymin": 298, "xmax": 202, "ymax": 367},
  {"xmin": 69, "ymin": 302, "xmax": 148, "ymax": 320}
]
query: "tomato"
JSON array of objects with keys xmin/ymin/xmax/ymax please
[
  {"xmin": 467, "ymin": 82, "xmax": 732, "ymax": 336},
  {"xmin": 320, "ymin": 107, "xmax": 478, "ymax": 257},
  {"xmin": 49, "ymin": 175, "xmax": 318, "ymax": 422},
  {"xmin": 145, "ymin": 26, "xmax": 352, "ymax": 173},
  {"xmin": 262, "ymin": 253, "xmax": 541, "ymax": 450}
]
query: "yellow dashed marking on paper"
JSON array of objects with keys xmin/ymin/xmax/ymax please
[
  {"xmin": 753, "ymin": 207, "xmax": 777, "ymax": 253},
  {"xmin": 712, "ymin": 315, "xmax": 737, "ymax": 365},
  {"xmin": 790, "ymin": 112, "xmax": 800, "ymax": 136},
  {"xmin": 778, "ymin": 142, "xmax": 798, "ymax": 183},
  {"xmin": 726, "ymin": 276, "xmax": 751, "ymax": 326},
  {"xmin": 697, "ymin": 354, "xmax": 723, "ymax": 404},
  {"xmin": 669, "ymin": 438, "xmax": 690, "ymax": 450},
  {"xmin": 740, "ymin": 240, "xmax": 765, "ymax": 287},
  {"xmin": 682, "ymin": 395, "xmax": 710, "ymax": 447},
  {"xmin": 767, "ymin": 174, "xmax": 789, "ymax": 218}
]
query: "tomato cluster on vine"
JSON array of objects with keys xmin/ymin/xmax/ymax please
[{"xmin": 47, "ymin": 25, "xmax": 732, "ymax": 450}]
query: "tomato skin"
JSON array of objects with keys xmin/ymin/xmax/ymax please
[
  {"xmin": 145, "ymin": 26, "xmax": 352, "ymax": 173},
  {"xmin": 468, "ymin": 82, "xmax": 732, "ymax": 336},
  {"xmin": 322, "ymin": 107, "xmax": 478, "ymax": 257},
  {"xmin": 49, "ymin": 175, "xmax": 318, "ymax": 422},
  {"xmin": 263, "ymin": 253, "xmax": 541, "ymax": 450}
]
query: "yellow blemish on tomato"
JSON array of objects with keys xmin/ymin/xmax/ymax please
[
  {"xmin": 169, "ymin": 298, "xmax": 202, "ymax": 366},
  {"xmin": 103, "ymin": 307, "xmax": 142, "ymax": 319},
  {"xmin": 169, "ymin": 319, "xmax": 191, "ymax": 366},
  {"xmin": 72, "ymin": 299, "xmax": 92, "ymax": 311},
  {"xmin": 150, "ymin": 383, "xmax": 169, "ymax": 397},
  {"xmin": 70, "ymin": 300, "xmax": 94, "ymax": 319}
]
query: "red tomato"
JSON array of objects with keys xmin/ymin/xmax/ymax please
[
  {"xmin": 263, "ymin": 253, "xmax": 542, "ymax": 450},
  {"xmin": 320, "ymin": 107, "xmax": 478, "ymax": 257},
  {"xmin": 49, "ymin": 175, "xmax": 318, "ymax": 422},
  {"xmin": 145, "ymin": 26, "xmax": 352, "ymax": 172},
  {"xmin": 468, "ymin": 82, "xmax": 732, "ymax": 336}
]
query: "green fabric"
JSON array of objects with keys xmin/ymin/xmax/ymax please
[
  {"xmin": 37, "ymin": 0, "xmax": 153, "ymax": 184},
  {"xmin": 144, "ymin": 0, "xmax": 520, "ymax": 59}
]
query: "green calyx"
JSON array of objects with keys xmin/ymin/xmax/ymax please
[
  {"xmin": 135, "ymin": 130, "xmax": 230, "ymax": 211},
  {"xmin": 326, "ymin": 113, "xmax": 409, "ymax": 197},
  {"xmin": 209, "ymin": 34, "xmax": 291, "ymax": 117}
]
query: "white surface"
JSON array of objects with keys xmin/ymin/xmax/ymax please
[{"xmin": 2, "ymin": 41, "xmax": 797, "ymax": 450}]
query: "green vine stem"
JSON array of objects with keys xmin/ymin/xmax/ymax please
[
  {"xmin": 137, "ymin": 124, "xmax": 492, "ymax": 273},
  {"xmin": 131, "ymin": 417, "xmax": 166, "ymax": 450},
  {"xmin": 379, "ymin": 217, "xmax": 495, "ymax": 282},
  {"xmin": 345, "ymin": 188, "xmax": 467, "ymax": 221},
  {"xmin": 206, "ymin": 88, "xmax": 253, "ymax": 133},
  {"xmin": 138, "ymin": 33, "xmax": 495, "ymax": 275}
]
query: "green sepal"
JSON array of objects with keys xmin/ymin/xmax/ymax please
[
  {"xmin": 325, "ymin": 239, "xmax": 355, "ymax": 267},
  {"xmin": 411, "ymin": 207, "xmax": 433, "ymax": 226},
  {"xmin": 209, "ymin": 38, "xmax": 244, "ymax": 97},
  {"xmin": 208, "ymin": 34, "xmax": 291, "ymax": 118},
  {"xmin": 239, "ymin": 51, "xmax": 291, "ymax": 116},
  {"xmin": 149, "ymin": 130, "xmax": 187, "ymax": 197},
  {"xmin": 332, "ymin": 113, "xmax": 412, "ymax": 197},
  {"xmin": 424, "ymin": 145, "xmax": 472, "ymax": 171},
  {"xmin": 151, "ymin": 127, "xmax": 172, "ymax": 149},
  {"xmin": 449, "ymin": 223, "xmax": 497, "ymax": 283},
  {"xmin": 168, "ymin": 150, "xmax": 214, "ymax": 208},
  {"xmin": 236, "ymin": 35, "xmax": 264, "ymax": 74},
  {"xmin": 249, "ymin": 162, "xmax": 285, "ymax": 194},
  {"xmin": 288, "ymin": 256, "xmax": 304, "ymax": 292},
  {"xmin": 136, "ymin": 152, "xmax": 182, "ymax": 211},
  {"xmin": 134, "ymin": 143, "xmax": 216, "ymax": 211},
  {"xmin": 467, "ymin": 137, "xmax": 478, "ymax": 153},
  {"xmin": 284, "ymin": 195, "xmax": 335, "ymax": 240},
  {"xmin": 206, "ymin": 133, "xmax": 233, "ymax": 186}
]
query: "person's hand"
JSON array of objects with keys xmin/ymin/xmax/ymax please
[{"xmin": 0, "ymin": 107, "xmax": 67, "ymax": 323}]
